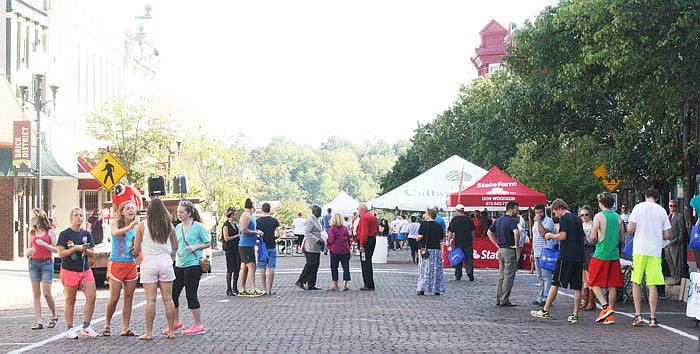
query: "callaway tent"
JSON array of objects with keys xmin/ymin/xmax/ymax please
[
  {"xmin": 322, "ymin": 191, "xmax": 359, "ymax": 217},
  {"xmin": 372, "ymin": 155, "xmax": 487, "ymax": 211},
  {"xmin": 447, "ymin": 166, "xmax": 546, "ymax": 210}
]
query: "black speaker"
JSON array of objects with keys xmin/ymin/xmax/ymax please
[
  {"xmin": 173, "ymin": 175, "xmax": 188, "ymax": 194},
  {"xmin": 148, "ymin": 176, "xmax": 165, "ymax": 197}
]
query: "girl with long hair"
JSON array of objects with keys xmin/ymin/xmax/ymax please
[
  {"xmin": 27, "ymin": 208, "xmax": 58, "ymax": 330},
  {"xmin": 103, "ymin": 201, "xmax": 139, "ymax": 337},
  {"xmin": 131, "ymin": 198, "xmax": 178, "ymax": 340},
  {"xmin": 222, "ymin": 207, "xmax": 241, "ymax": 296}
]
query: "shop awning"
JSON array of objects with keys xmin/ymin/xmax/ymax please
[{"xmin": 0, "ymin": 133, "xmax": 75, "ymax": 178}]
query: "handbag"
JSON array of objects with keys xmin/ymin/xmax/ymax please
[
  {"xmin": 181, "ymin": 223, "xmax": 211, "ymax": 273},
  {"xmin": 539, "ymin": 244, "xmax": 559, "ymax": 272},
  {"xmin": 442, "ymin": 243, "xmax": 451, "ymax": 268},
  {"xmin": 257, "ymin": 236, "xmax": 270, "ymax": 263},
  {"xmin": 448, "ymin": 247, "xmax": 466, "ymax": 267},
  {"xmin": 690, "ymin": 224, "xmax": 700, "ymax": 250}
]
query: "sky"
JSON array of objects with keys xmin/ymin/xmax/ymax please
[{"xmin": 146, "ymin": 0, "xmax": 558, "ymax": 147}]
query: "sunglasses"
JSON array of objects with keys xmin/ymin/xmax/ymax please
[
  {"xmin": 669, "ymin": 205, "xmax": 677, "ymax": 208},
  {"xmin": 580, "ymin": 213, "xmax": 589, "ymax": 217}
]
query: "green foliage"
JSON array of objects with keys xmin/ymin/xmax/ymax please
[
  {"xmin": 85, "ymin": 98, "xmax": 175, "ymax": 186},
  {"xmin": 272, "ymin": 200, "xmax": 310, "ymax": 228}
]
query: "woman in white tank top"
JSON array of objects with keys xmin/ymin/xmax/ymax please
[{"xmin": 131, "ymin": 198, "xmax": 178, "ymax": 340}]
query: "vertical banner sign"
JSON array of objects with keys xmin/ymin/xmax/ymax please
[{"xmin": 12, "ymin": 121, "xmax": 32, "ymax": 172}]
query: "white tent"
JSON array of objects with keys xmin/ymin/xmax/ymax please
[
  {"xmin": 371, "ymin": 155, "xmax": 487, "ymax": 211},
  {"xmin": 322, "ymin": 191, "xmax": 359, "ymax": 217}
]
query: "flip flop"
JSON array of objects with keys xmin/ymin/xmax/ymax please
[
  {"xmin": 120, "ymin": 329, "xmax": 138, "ymax": 337},
  {"xmin": 48, "ymin": 317, "xmax": 58, "ymax": 329},
  {"xmin": 31, "ymin": 322, "xmax": 43, "ymax": 330},
  {"xmin": 102, "ymin": 327, "xmax": 111, "ymax": 337}
]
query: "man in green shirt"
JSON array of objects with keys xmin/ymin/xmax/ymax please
[{"xmin": 589, "ymin": 192, "xmax": 625, "ymax": 325}]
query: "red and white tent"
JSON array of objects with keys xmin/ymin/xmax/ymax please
[{"xmin": 447, "ymin": 166, "xmax": 546, "ymax": 210}]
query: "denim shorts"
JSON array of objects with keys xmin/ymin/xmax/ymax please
[
  {"xmin": 28, "ymin": 258, "xmax": 54, "ymax": 283},
  {"xmin": 257, "ymin": 248, "xmax": 277, "ymax": 269}
]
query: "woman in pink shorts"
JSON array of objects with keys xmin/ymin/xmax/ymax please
[
  {"xmin": 56, "ymin": 208, "xmax": 98, "ymax": 339},
  {"xmin": 132, "ymin": 198, "xmax": 178, "ymax": 340}
]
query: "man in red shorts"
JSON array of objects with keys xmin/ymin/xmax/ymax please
[{"xmin": 589, "ymin": 192, "xmax": 625, "ymax": 324}]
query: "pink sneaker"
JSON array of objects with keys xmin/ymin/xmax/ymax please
[
  {"xmin": 182, "ymin": 324, "xmax": 205, "ymax": 335},
  {"xmin": 162, "ymin": 321, "xmax": 183, "ymax": 335}
]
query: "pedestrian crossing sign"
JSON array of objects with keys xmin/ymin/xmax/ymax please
[{"xmin": 90, "ymin": 152, "xmax": 127, "ymax": 190}]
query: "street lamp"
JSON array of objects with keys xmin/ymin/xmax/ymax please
[
  {"xmin": 17, "ymin": 46, "xmax": 58, "ymax": 209},
  {"xmin": 160, "ymin": 133, "xmax": 184, "ymax": 194}
]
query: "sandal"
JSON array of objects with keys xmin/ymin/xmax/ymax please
[
  {"xmin": 120, "ymin": 329, "xmax": 138, "ymax": 337},
  {"xmin": 31, "ymin": 322, "xmax": 43, "ymax": 330},
  {"xmin": 48, "ymin": 316, "xmax": 58, "ymax": 329},
  {"xmin": 102, "ymin": 326, "xmax": 111, "ymax": 337}
]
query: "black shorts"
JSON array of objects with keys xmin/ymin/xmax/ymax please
[
  {"xmin": 295, "ymin": 234, "xmax": 304, "ymax": 245},
  {"xmin": 552, "ymin": 259, "xmax": 583, "ymax": 290},
  {"xmin": 238, "ymin": 246, "xmax": 256, "ymax": 264}
]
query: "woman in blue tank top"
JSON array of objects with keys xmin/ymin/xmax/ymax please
[{"xmin": 238, "ymin": 198, "xmax": 265, "ymax": 296}]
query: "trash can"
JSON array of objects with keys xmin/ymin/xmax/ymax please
[{"xmin": 373, "ymin": 236, "xmax": 388, "ymax": 264}]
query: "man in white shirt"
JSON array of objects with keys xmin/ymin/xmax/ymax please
[
  {"xmin": 628, "ymin": 188, "xmax": 671, "ymax": 328},
  {"xmin": 398, "ymin": 215, "xmax": 410, "ymax": 249},
  {"xmin": 293, "ymin": 212, "xmax": 306, "ymax": 254},
  {"xmin": 389, "ymin": 215, "xmax": 400, "ymax": 250}
]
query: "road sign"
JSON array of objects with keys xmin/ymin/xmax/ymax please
[
  {"xmin": 601, "ymin": 178, "xmax": 621, "ymax": 192},
  {"xmin": 90, "ymin": 152, "xmax": 127, "ymax": 190},
  {"xmin": 593, "ymin": 163, "xmax": 622, "ymax": 192}
]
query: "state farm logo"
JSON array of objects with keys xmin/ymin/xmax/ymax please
[{"xmin": 473, "ymin": 249, "xmax": 497, "ymax": 260}]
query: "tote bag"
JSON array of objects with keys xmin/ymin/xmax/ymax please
[
  {"xmin": 690, "ymin": 225, "xmax": 700, "ymax": 250},
  {"xmin": 257, "ymin": 236, "xmax": 270, "ymax": 263},
  {"xmin": 448, "ymin": 247, "xmax": 466, "ymax": 267},
  {"xmin": 539, "ymin": 245, "xmax": 559, "ymax": 271}
]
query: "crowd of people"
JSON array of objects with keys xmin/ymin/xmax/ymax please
[{"xmin": 23, "ymin": 186, "xmax": 695, "ymax": 341}]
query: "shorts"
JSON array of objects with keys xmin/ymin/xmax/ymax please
[
  {"xmin": 239, "ymin": 246, "xmax": 256, "ymax": 264},
  {"xmin": 28, "ymin": 258, "xmax": 54, "ymax": 283},
  {"xmin": 631, "ymin": 254, "xmax": 664, "ymax": 285},
  {"xmin": 552, "ymin": 259, "xmax": 583, "ymax": 290},
  {"xmin": 398, "ymin": 232, "xmax": 406, "ymax": 241},
  {"xmin": 390, "ymin": 232, "xmax": 398, "ymax": 241},
  {"xmin": 60, "ymin": 268, "xmax": 95, "ymax": 287},
  {"xmin": 588, "ymin": 257, "xmax": 623, "ymax": 288},
  {"xmin": 295, "ymin": 234, "xmax": 304, "ymax": 245},
  {"xmin": 108, "ymin": 261, "xmax": 138, "ymax": 282},
  {"xmin": 257, "ymin": 248, "xmax": 278, "ymax": 269},
  {"xmin": 140, "ymin": 254, "xmax": 175, "ymax": 283}
]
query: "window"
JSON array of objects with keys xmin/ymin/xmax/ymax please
[{"xmin": 488, "ymin": 63, "xmax": 503, "ymax": 74}]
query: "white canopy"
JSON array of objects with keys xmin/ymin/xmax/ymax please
[
  {"xmin": 322, "ymin": 191, "xmax": 359, "ymax": 217},
  {"xmin": 371, "ymin": 155, "xmax": 487, "ymax": 211}
]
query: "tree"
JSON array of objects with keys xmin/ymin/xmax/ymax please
[
  {"xmin": 508, "ymin": 0, "xmax": 700, "ymax": 220},
  {"xmin": 272, "ymin": 200, "xmax": 309, "ymax": 227},
  {"xmin": 85, "ymin": 98, "xmax": 175, "ymax": 186}
]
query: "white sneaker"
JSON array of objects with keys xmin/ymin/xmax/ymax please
[
  {"xmin": 79, "ymin": 326, "xmax": 100, "ymax": 338},
  {"xmin": 65, "ymin": 328, "xmax": 78, "ymax": 340}
]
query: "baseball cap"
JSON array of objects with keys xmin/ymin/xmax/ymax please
[{"xmin": 455, "ymin": 204, "xmax": 465, "ymax": 211}]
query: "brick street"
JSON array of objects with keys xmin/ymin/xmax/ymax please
[{"xmin": 1, "ymin": 249, "xmax": 697, "ymax": 353}]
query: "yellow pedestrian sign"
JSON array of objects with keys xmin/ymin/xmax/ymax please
[{"xmin": 90, "ymin": 152, "xmax": 127, "ymax": 190}]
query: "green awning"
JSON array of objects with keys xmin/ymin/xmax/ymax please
[{"xmin": 0, "ymin": 133, "xmax": 75, "ymax": 178}]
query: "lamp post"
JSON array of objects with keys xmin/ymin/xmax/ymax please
[
  {"xmin": 18, "ymin": 68, "xmax": 58, "ymax": 209},
  {"xmin": 160, "ymin": 133, "xmax": 184, "ymax": 194}
]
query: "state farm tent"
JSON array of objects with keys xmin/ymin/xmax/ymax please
[
  {"xmin": 322, "ymin": 191, "xmax": 359, "ymax": 217},
  {"xmin": 447, "ymin": 166, "xmax": 546, "ymax": 210},
  {"xmin": 372, "ymin": 155, "xmax": 487, "ymax": 211}
]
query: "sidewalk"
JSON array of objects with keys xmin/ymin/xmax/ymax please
[{"xmin": 0, "ymin": 258, "xmax": 65, "ymax": 310}]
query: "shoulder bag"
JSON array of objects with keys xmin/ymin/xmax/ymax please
[
  {"xmin": 257, "ymin": 235, "xmax": 270, "ymax": 263},
  {"xmin": 539, "ymin": 243, "xmax": 559, "ymax": 272},
  {"xmin": 689, "ymin": 224, "xmax": 700, "ymax": 250},
  {"xmin": 420, "ymin": 222, "xmax": 430, "ymax": 259}
]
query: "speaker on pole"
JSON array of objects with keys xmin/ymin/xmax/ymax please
[
  {"xmin": 173, "ymin": 175, "xmax": 188, "ymax": 194},
  {"xmin": 148, "ymin": 176, "xmax": 166, "ymax": 197}
]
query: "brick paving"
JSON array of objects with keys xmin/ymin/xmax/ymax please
[{"xmin": 1, "ymin": 249, "xmax": 698, "ymax": 353}]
